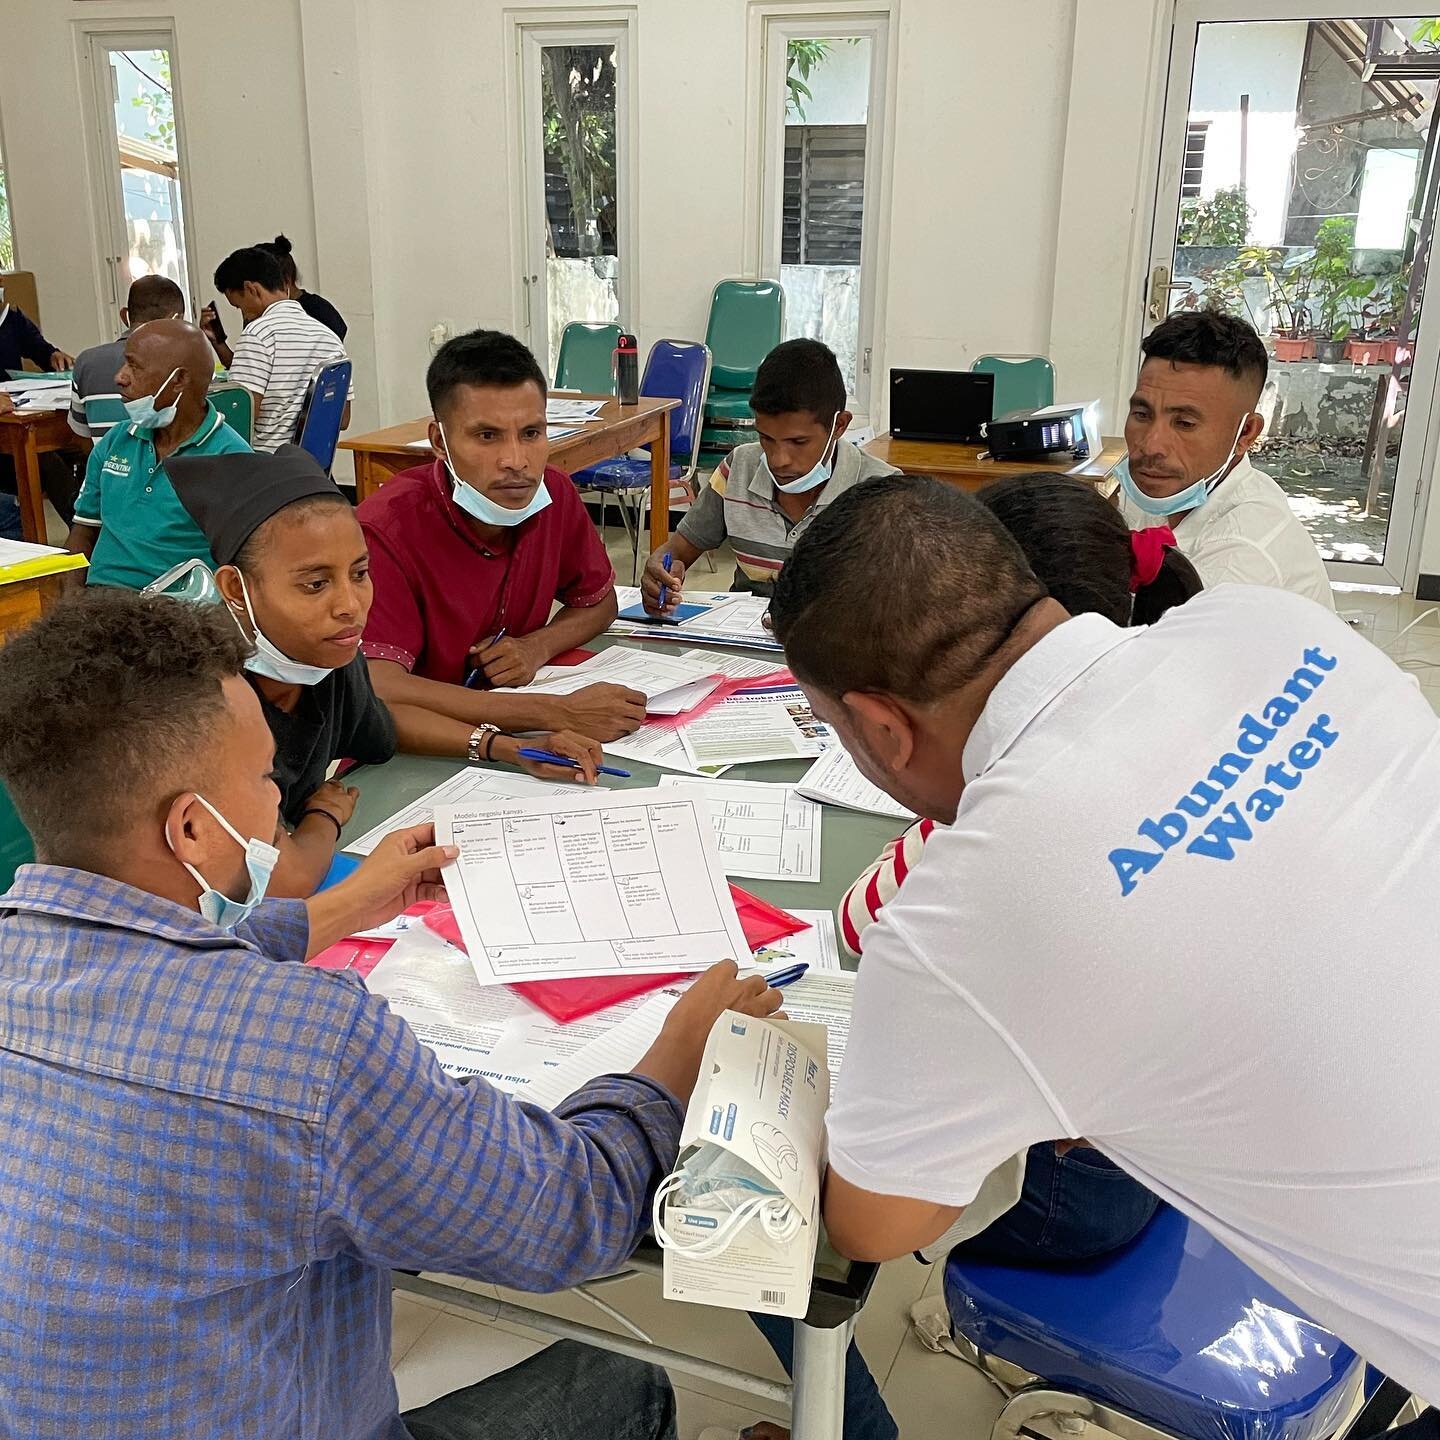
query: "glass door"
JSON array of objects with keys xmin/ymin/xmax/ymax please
[
  {"xmin": 1148, "ymin": 3, "xmax": 1440, "ymax": 588},
  {"xmin": 759, "ymin": 14, "xmax": 890, "ymax": 419},
  {"xmin": 84, "ymin": 31, "xmax": 195, "ymax": 333},
  {"xmin": 517, "ymin": 22, "xmax": 632, "ymax": 381}
]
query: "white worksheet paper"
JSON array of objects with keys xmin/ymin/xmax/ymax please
[
  {"xmin": 493, "ymin": 646, "xmax": 721, "ymax": 703},
  {"xmin": 749, "ymin": 911, "xmax": 843, "ymax": 972},
  {"xmin": 773, "ymin": 971, "xmax": 856, "ymax": 1076},
  {"xmin": 657, "ymin": 776, "xmax": 822, "ymax": 883},
  {"xmin": 678, "ymin": 691, "xmax": 830, "ymax": 769},
  {"xmin": 363, "ymin": 927, "xmax": 533, "ymax": 1081},
  {"xmin": 603, "ymin": 721, "xmax": 732, "ymax": 777},
  {"xmin": 434, "ymin": 787, "xmax": 751, "ymax": 985},
  {"xmin": 796, "ymin": 745, "xmax": 915, "ymax": 821},
  {"xmin": 344, "ymin": 768, "xmax": 579, "ymax": 855}
]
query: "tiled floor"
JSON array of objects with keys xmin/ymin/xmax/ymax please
[
  {"xmin": 389, "ymin": 1254, "xmax": 1007, "ymax": 1440},
  {"xmin": 1332, "ymin": 586, "xmax": 1440, "ymax": 714}
]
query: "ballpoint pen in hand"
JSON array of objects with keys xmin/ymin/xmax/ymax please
[
  {"xmin": 464, "ymin": 626, "xmax": 508, "ymax": 688},
  {"xmin": 761, "ymin": 963, "xmax": 809, "ymax": 988},
  {"xmin": 658, "ymin": 551, "xmax": 673, "ymax": 609},
  {"xmin": 517, "ymin": 746, "xmax": 631, "ymax": 779}
]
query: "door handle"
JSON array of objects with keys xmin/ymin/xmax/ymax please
[{"xmin": 1148, "ymin": 265, "xmax": 1192, "ymax": 322}]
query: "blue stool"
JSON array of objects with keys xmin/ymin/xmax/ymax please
[{"xmin": 944, "ymin": 1204, "xmax": 1366, "ymax": 1440}]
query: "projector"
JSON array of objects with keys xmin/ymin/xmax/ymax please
[{"xmin": 986, "ymin": 403, "xmax": 1098, "ymax": 462}]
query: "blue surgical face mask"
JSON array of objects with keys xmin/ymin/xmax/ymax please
[
  {"xmin": 438, "ymin": 422, "xmax": 553, "ymax": 527},
  {"xmin": 235, "ymin": 572, "xmax": 336, "ymax": 687},
  {"xmin": 1117, "ymin": 417, "xmax": 1250, "ymax": 518},
  {"xmin": 124, "ymin": 367, "xmax": 181, "ymax": 431},
  {"xmin": 167, "ymin": 793, "xmax": 280, "ymax": 931},
  {"xmin": 761, "ymin": 414, "xmax": 840, "ymax": 495}
]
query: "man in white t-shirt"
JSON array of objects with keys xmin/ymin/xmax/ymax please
[
  {"xmin": 769, "ymin": 476, "xmax": 1440, "ymax": 1407},
  {"xmin": 212, "ymin": 246, "xmax": 351, "ymax": 453},
  {"xmin": 1118, "ymin": 310, "xmax": 1334, "ymax": 611}
]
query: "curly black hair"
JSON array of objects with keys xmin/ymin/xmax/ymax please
[{"xmin": 0, "ymin": 589, "xmax": 250, "ymax": 864}]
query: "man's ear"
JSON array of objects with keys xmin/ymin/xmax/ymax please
[
  {"xmin": 119, "ymin": 307, "xmax": 130, "ymax": 330},
  {"xmin": 842, "ymin": 690, "xmax": 917, "ymax": 771},
  {"xmin": 428, "ymin": 416, "xmax": 446, "ymax": 463},
  {"xmin": 1238, "ymin": 409, "xmax": 1265, "ymax": 456},
  {"xmin": 834, "ymin": 408, "xmax": 854, "ymax": 438}
]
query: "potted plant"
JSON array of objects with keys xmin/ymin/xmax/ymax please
[
  {"xmin": 1349, "ymin": 265, "xmax": 1413, "ymax": 366},
  {"xmin": 1248, "ymin": 246, "xmax": 1314, "ymax": 360},
  {"xmin": 1309, "ymin": 217, "xmax": 1372, "ymax": 363}
]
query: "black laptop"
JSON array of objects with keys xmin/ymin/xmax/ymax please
[{"xmin": 889, "ymin": 369, "xmax": 994, "ymax": 443}]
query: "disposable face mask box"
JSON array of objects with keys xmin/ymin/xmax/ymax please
[{"xmin": 658, "ymin": 1011, "xmax": 830, "ymax": 1320}]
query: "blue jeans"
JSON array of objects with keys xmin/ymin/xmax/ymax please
[
  {"xmin": 0, "ymin": 492, "xmax": 21, "ymax": 541},
  {"xmin": 402, "ymin": 1339, "xmax": 676, "ymax": 1440},
  {"xmin": 752, "ymin": 1145, "xmax": 1159, "ymax": 1440}
]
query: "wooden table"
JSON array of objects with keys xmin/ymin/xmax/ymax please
[
  {"xmin": 0, "ymin": 559, "xmax": 86, "ymax": 645},
  {"xmin": 0, "ymin": 409, "xmax": 84, "ymax": 544},
  {"xmin": 863, "ymin": 432, "xmax": 1127, "ymax": 497},
  {"xmin": 339, "ymin": 394, "xmax": 681, "ymax": 549}
]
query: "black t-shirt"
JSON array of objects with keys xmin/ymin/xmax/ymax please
[
  {"xmin": 297, "ymin": 290, "xmax": 348, "ymax": 342},
  {"xmin": 253, "ymin": 655, "xmax": 396, "ymax": 826}
]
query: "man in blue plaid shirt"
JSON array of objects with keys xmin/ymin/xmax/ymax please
[{"xmin": 0, "ymin": 589, "xmax": 780, "ymax": 1440}]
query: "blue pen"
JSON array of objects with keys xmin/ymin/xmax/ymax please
[
  {"xmin": 658, "ymin": 550, "xmax": 673, "ymax": 609},
  {"xmin": 764, "ymin": 963, "xmax": 809, "ymax": 988},
  {"xmin": 464, "ymin": 626, "xmax": 508, "ymax": 688},
  {"xmin": 517, "ymin": 746, "xmax": 631, "ymax": 779}
]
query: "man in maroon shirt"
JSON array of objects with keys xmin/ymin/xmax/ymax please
[{"xmin": 359, "ymin": 331, "xmax": 645, "ymax": 742}]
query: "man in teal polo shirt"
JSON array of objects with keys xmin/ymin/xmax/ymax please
[{"xmin": 67, "ymin": 320, "xmax": 250, "ymax": 589}]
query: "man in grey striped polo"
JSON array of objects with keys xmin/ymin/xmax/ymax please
[
  {"xmin": 639, "ymin": 338, "xmax": 898, "ymax": 610},
  {"xmin": 214, "ymin": 246, "xmax": 351, "ymax": 453}
]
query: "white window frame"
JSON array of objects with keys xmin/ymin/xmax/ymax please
[
  {"xmin": 1145, "ymin": 0, "xmax": 1440, "ymax": 591},
  {"xmin": 503, "ymin": 8, "xmax": 638, "ymax": 365},
  {"xmin": 746, "ymin": 4, "xmax": 895, "ymax": 422},
  {"xmin": 73, "ymin": 19, "xmax": 200, "ymax": 335}
]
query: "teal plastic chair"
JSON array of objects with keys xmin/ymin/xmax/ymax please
[
  {"xmin": 0, "ymin": 781, "xmax": 34, "ymax": 893},
  {"xmin": 701, "ymin": 280, "xmax": 785, "ymax": 457},
  {"xmin": 555, "ymin": 322, "xmax": 622, "ymax": 394},
  {"xmin": 972, "ymin": 354, "xmax": 1056, "ymax": 415},
  {"xmin": 209, "ymin": 383, "xmax": 254, "ymax": 444}
]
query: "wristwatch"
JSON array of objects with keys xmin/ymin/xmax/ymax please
[{"xmin": 467, "ymin": 724, "xmax": 501, "ymax": 765}]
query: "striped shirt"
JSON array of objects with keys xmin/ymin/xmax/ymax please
[
  {"xmin": 676, "ymin": 439, "xmax": 899, "ymax": 595},
  {"xmin": 0, "ymin": 864, "xmax": 684, "ymax": 1439},
  {"xmin": 68, "ymin": 335, "xmax": 128, "ymax": 439},
  {"xmin": 228, "ymin": 298, "xmax": 350, "ymax": 452},
  {"xmin": 839, "ymin": 818, "xmax": 934, "ymax": 958}
]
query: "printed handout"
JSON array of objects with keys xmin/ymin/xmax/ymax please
[
  {"xmin": 657, "ymin": 777, "xmax": 822, "ymax": 883},
  {"xmin": 434, "ymin": 787, "xmax": 751, "ymax": 985}
]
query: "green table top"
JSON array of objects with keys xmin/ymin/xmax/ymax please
[
  {"xmin": 344, "ymin": 634, "xmax": 901, "ymax": 1319},
  {"xmin": 341, "ymin": 643, "xmax": 901, "ymax": 958}
]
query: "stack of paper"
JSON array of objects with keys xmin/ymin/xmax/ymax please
[
  {"xmin": 546, "ymin": 397, "xmax": 605, "ymax": 423},
  {"xmin": 609, "ymin": 587, "xmax": 783, "ymax": 652},
  {"xmin": 495, "ymin": 646, "xmax": 723, "ymax": 714},
  {"xmin": 657, "ymin": 776, "xmax": 822, "ymax": 883},
  {"xmin": 0, "ymin": 536, "xmax": 88, "ymax": 581},
  {"xmin": 677, "ymin": 688, "xmax": 832, "ymax": 770},
  {"xmin": 5, "ymin": 376, "xmax": 72, "ymax": 413},
  {"xmin": 797, "ymin": 746, "xmax": 915, "ymax": 821}
]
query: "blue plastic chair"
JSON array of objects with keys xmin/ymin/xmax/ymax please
[
  {"xmin": 945, "ymin": 1204, "xmax": 1366, "ymax": 1440},
  {"xmin": 571, "ymin": 339, "xmax": 713, "ymax": 581},
  {"xmin": 555, "ymin": 321, "xmax": 622, "ymax": 394},
  {"xmin": 971, "ymin": 354, "xmax": 1056, "ymax": 415},
  {"xmin": 294, "ymin": 360, "xmax": 352, "ymax": 472}
]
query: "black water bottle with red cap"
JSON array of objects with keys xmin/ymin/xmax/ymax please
[{"xmin": 614, "ymin": 332, "xmax": 639, "ymax": 406}]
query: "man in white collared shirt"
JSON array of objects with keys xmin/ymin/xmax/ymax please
[
  {"xmin": 1117, "ymin": 310, "xmax": 1334, "ymax": 611},
  {"xmin": 768, "ymin": 475, "xmax": 1440, "ymax": 1410}
]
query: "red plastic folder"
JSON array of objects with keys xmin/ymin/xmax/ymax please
[{"xmin": 421, "ymin": 887, "xmax": 809, "ymax": 1023}]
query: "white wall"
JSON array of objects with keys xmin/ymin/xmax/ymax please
[
  {"xmin": 0, "ymin": 0, "xmax": 317, "ymax": 361},
  {"xmin": 1189, "ymin": 20, "xmax": 1307, "ymax": 246}
]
